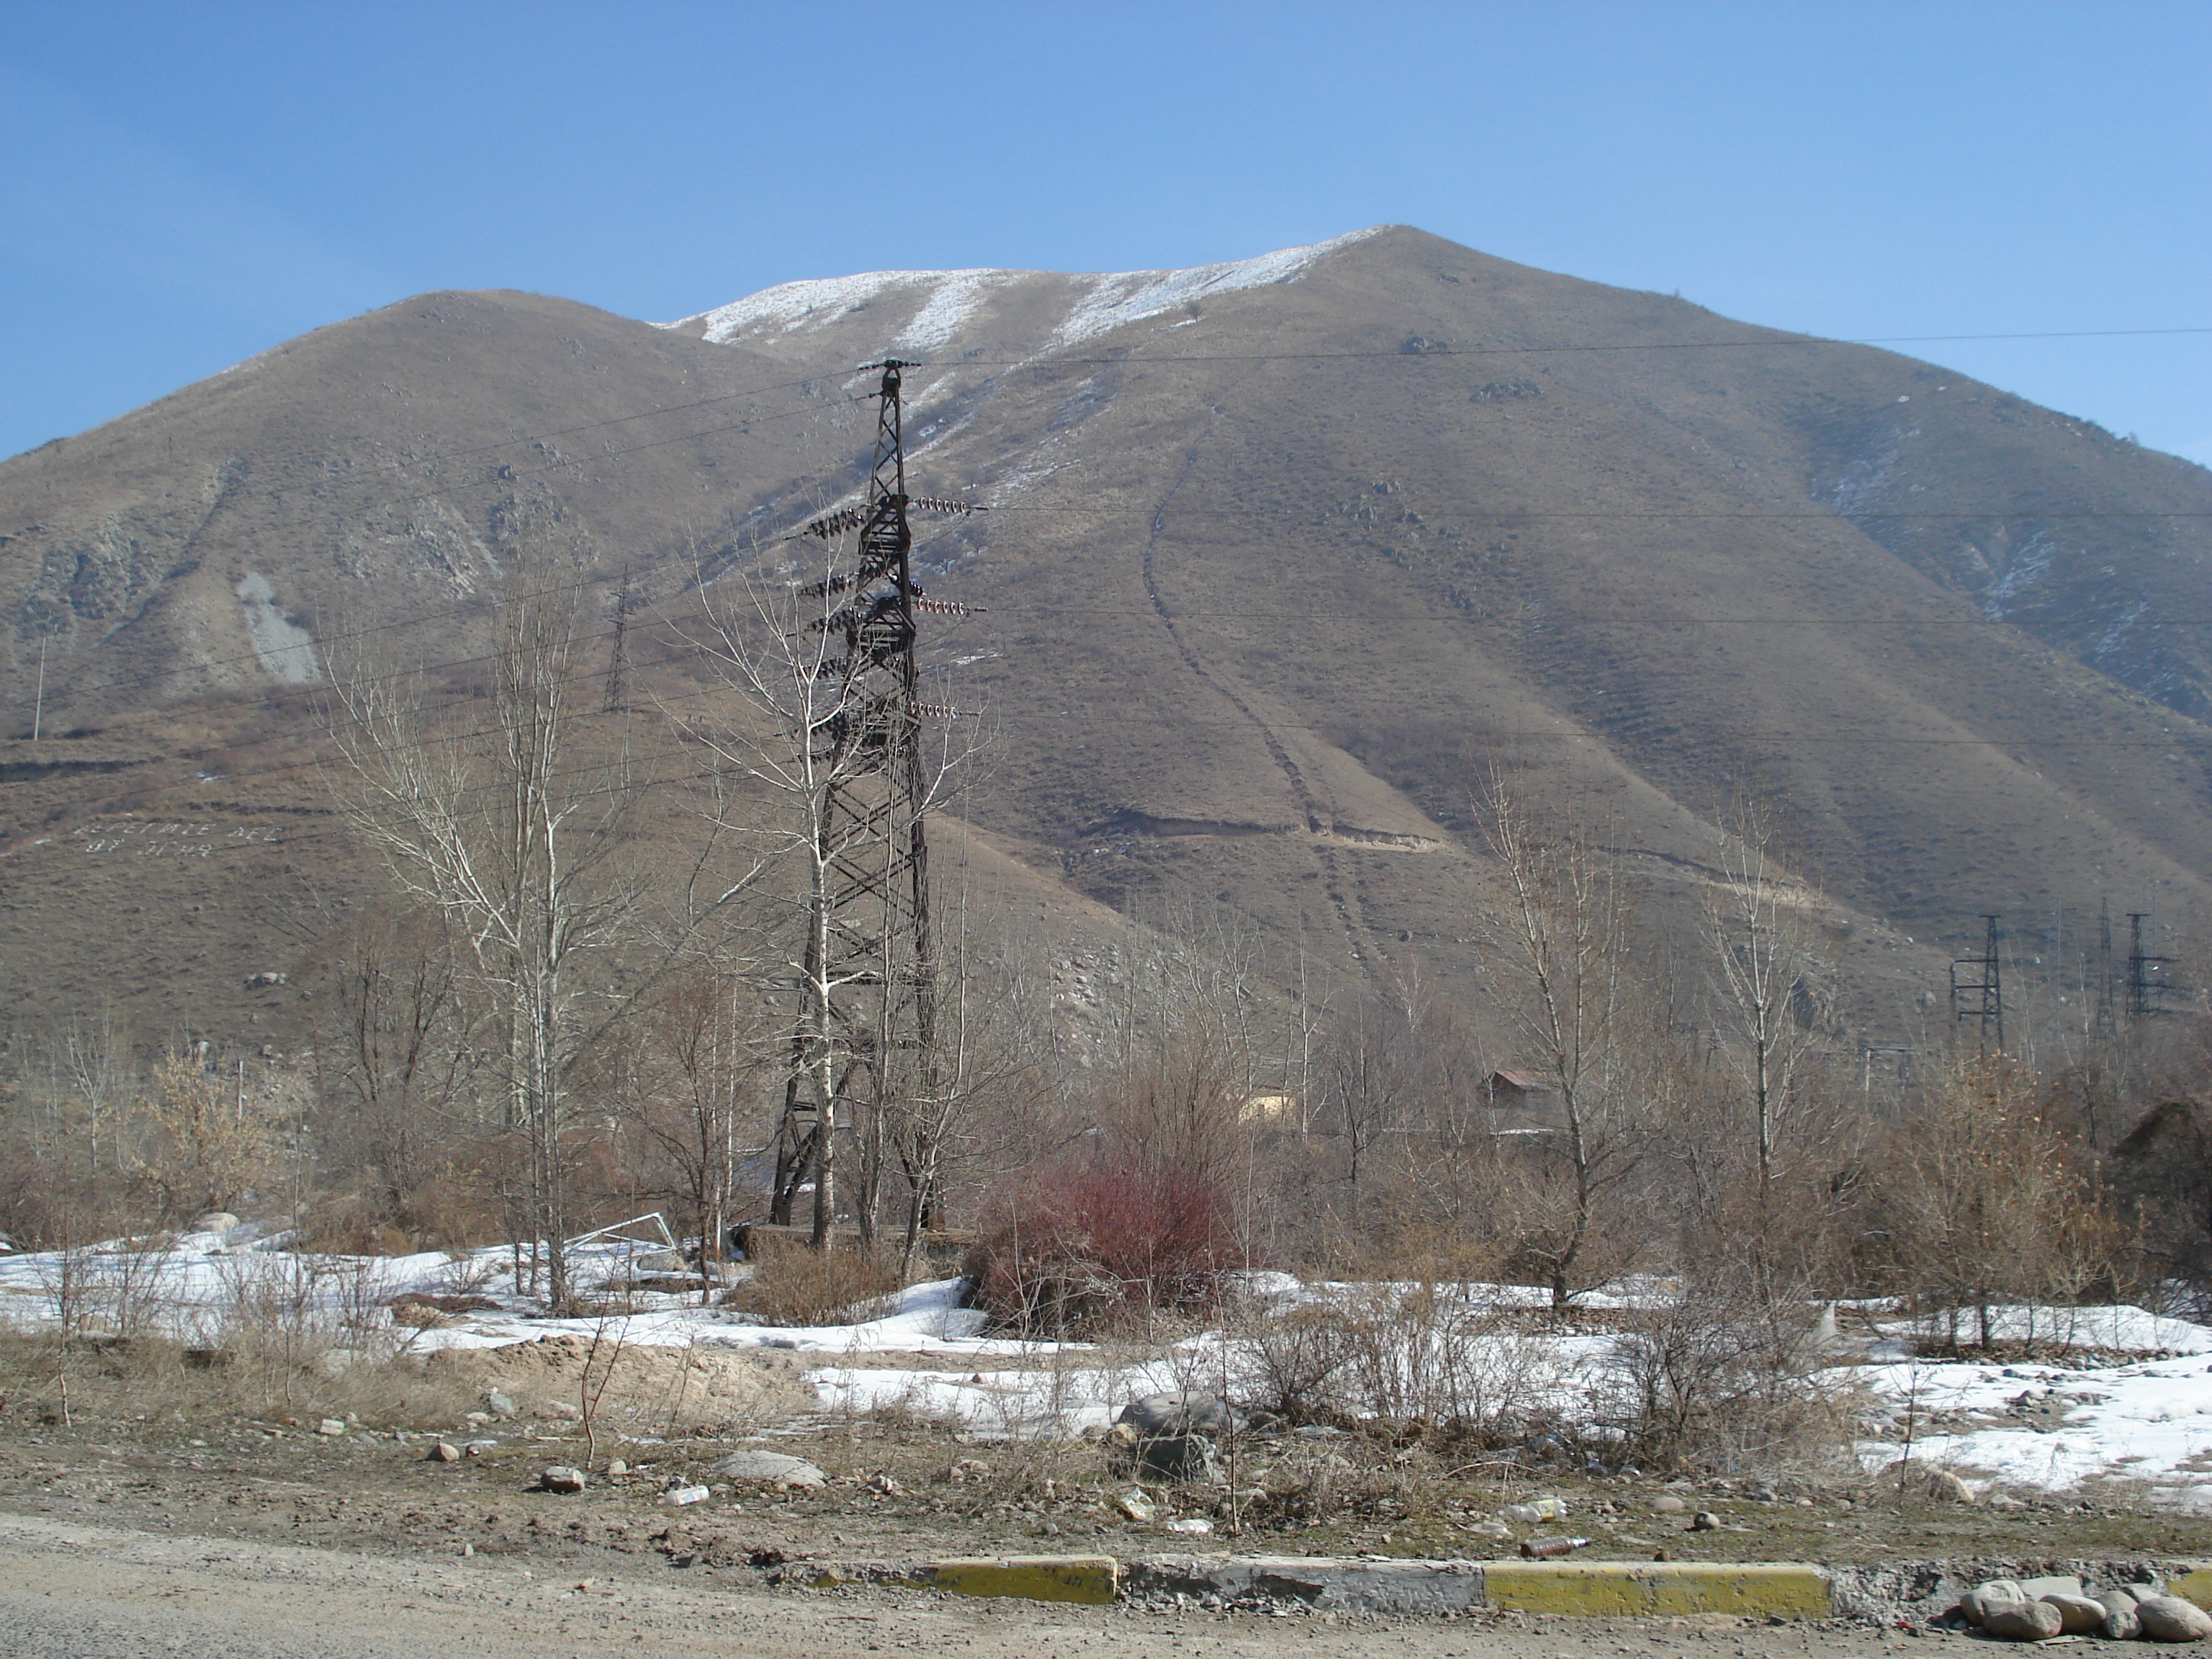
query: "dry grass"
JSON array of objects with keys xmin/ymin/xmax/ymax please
[{"xmin": 0, "ymin": 1328, "xmax": 476, "ymax": 1430}]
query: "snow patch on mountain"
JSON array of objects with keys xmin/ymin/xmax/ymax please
[
  {"xmin": 676, "ymin": 267, "xmax": 999, "ymax": 348},
  {"xmin": 896, "ymin": 270, "xmax": 1010, "ymax": 351},
  {"xmin": 1048, "ymin": 228, "xmax": 1381, "ymax": 346},
  {"xmin": 665, "ymin": 228, "xmax": 1386, "ymax": 353}
]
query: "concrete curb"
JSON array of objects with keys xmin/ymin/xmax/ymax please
[
  {"xmin": 916, "ymin": 1557, "xmax": 1120, "ymax": 1605},
  {"xmin": 783, "ymin": 1555, "xmax": 1120, "ymax": 1606},
  {"xmin": 1482, "ymin": 1560, "xmax": 1833, "ymax": 1618},
  {"xmin": 783, "ymin": 1552, "xmax": 2212, "ymax": 1622},
  {"xmin": 1128, "ymin": 1555, "xmax": 1830, "ymax": 1618},
  {"xmin": 1126, "ymin": 1555, "xmax": 1485, "ymax": 1615}
]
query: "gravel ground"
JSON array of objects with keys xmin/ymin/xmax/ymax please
[{"xmin": 0, "ymin": 1509, "xmax": 1977, "ymax": 1659}]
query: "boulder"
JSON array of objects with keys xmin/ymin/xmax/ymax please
[
  {"xmin": 539, "ymin": 1465, "xmax": 586, "ymax": 1494},
  {"xmin": 2038, "ymin": 1592, "xmax": 2104, "ymax": 1635},
  {"xmin": 428, "ymin": 1442, "xmax": 461, "ymax": 1463},
  {"xmin": 1650, "ymin": 1495, "xmax": 1687, "ymax": 1514},
  {"xmin": 315, "ymin": 1419, "xmax": 347, "ymax": 1437},
  {"xmin": 2136, "ymin": 1596, "xmax": 2212, "ymax": 1642},
  {"xmin": 705, "ymin": 1449, "xmax": 827, "ymax": 1488},
  {"xmin": 2101, "ymin": 1600, "xmax": 2144, "ymax": 1642},
  {"xmin": 1138, "ymin": 1432, "xmax": 1216, "ymax": 1482},
  {"xmin": 1961, "ymin": 1581, "xmax": 2028, "ymax": 1625},
  {"xmin": 1980, "ymin": 1600, "xmax": 2062, "ymax": 1641},
  {"xmin": 1116, "ymin": 1390, "xmax": 1235, "ymax": 1437},
  {"xmin": 191, "ymin": 1211, "xmax": 241, "ymax": 1234}
]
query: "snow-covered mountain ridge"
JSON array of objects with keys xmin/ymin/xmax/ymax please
[{"xmin": 662, "ymin": 228, "xmax": 1386, "ymax": 355}]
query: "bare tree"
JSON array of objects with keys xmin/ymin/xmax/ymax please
[
  {"xmin": 310, "ymin": 908, "xmax": 477, "ymax": 1237},
  {"xmin": 671, "ymin": 538, "xmax": 979, "ymax": 1250},
  {"xmin": 622, "ymin": 958, "xmax": 774, "ymax": 1287},
  {"xmin": 1316, "ymin": 992, "xmax": 1421, "ymax": 1211},
  {"xmin": 331, "ymin": 560, "xmax": 756, "ymax": 1305},
  {"xmin": 878, "ymin": 851, "xmax": 1059, "ymax": 1270},
  {"xmin": 1475, "ymin": 768, "xmax": 1658, "ymax": 1307},
  {"xmin": 1704, "ymin": 796, "xmax": 1839, "ymax": 1213}
]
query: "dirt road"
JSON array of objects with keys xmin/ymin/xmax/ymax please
[{"xmin": 0, "ymin": 1511, "xmax": 1958, "ymax": 1659}]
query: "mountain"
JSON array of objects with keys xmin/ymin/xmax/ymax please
[{"xmin": 3, "ymin": 225, "xmax": 2210, "ymax": 1052}]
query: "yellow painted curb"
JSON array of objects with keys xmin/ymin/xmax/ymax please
[
  {"xmin": 919, "ymin": 1555, "xmax": 1121, "ymax": 1606},
  {"xmin": 1483, "ymin": 1561, "xmax": 1832, "ymax": 1619},
  {"xmin": 2170, "ymin": 1568, "xmax": 2212, "ymax": 1610}
]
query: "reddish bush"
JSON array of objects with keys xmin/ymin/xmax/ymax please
[{"xmin": 964, "ymin": 1159, "xmax": 1241, "ymax": 1336}]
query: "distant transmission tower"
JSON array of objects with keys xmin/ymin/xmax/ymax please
[
  {"xmin": 604, "ymin": 562, "xmax": 632, "ymax": 714},
  {"xmin": 1949, "ymin": 913, "xmax": 2004, "ymax": 1052},
  {"xmin": 770, "ymin": 359, "xmax": 981, "ymax": 1234},
  {"xmin": 2093, "ymin": 899, "xmax": 2120, "ymax": 1049},
  {"xmin": 2126, "ymin": 911, "xmax": 2175, "ymax": 1022}
]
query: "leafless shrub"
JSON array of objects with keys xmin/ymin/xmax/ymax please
[
  {"xmin": 1237, "ymin": 1282, "xmax": 1552, "ymax": 1441},
  {"xmin": 721, "ymin": 1233, "xmax": 904, "ymax": 1327},
  {"xmin": 1594, "ymin": 1279, "xmax": 1860, "ymax": 1473},
  {"xmin": 1863, "ymin": 1054, "xmax": 2130, "ymax": 1349},
  {"xmin": 1241, "ymin": 1301, "xmax": 1355, "ymax": 1422},
  {"xmin": 965, "ymin": 1159, "xmax": 1238, "ymax": 1338}
]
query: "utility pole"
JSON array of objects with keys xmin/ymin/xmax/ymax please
[
  {"xmin": 1949, "ymin": 913, "xmax": 2004, "ymax": 1052},
  {"xmin": 770, "ymin": 360, "xmax": 979, "ymax": 1239}
]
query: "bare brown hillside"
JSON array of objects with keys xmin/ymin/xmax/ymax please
[{"xmin": 3, "ymin": 225, "xmax": 2210, "ymax": 1050}]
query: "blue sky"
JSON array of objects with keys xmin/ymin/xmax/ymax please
[{"xmin": 3, "ymin": 1, "xmax": 2207, "ymax": 464}]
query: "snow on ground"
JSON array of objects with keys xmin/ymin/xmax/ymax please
[
  {"xmin": 1856, "ymin": 1353, "xmax": 2212, "ymax": 1510},
  {"xmin": 1043, "ymin": 228, "xmax": 1381, "ymax": 349},
  {"xmin": 663, "ymin": 228, "xmax": 1385, "ymax": 352},
  {"xmin": 6, "ymin": 1228, "xmax": 2211, "ymax": 1502}
]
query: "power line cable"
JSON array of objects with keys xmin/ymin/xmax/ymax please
[{"xmin": 902, "ymin": 323, "xmax": 2212, "ymax": 370}]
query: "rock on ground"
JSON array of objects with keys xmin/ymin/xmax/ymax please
[
  {"xmin": 1116, "ymin": 1390, "xmax": 1235, "ymax": 1437},
  {"xmin": 1876, "ymin": 1460, "xmax": 1976, "ymax": 1503},
  {"xmin": 2041, "ymin": 1592, "xmax": 2105, "ymax": 1635},
  {"xmin": 538, "ymin": 1466, "xmax": 586, "ymax": 1493},
  {"xmin": 1961, "ymin": 1580, "xmax": 2026, "ymax": 1624},
  {"xmin": 705, "ymin": 1449, "xmax": 826, "ymax": 1488},
  {"xmin": 2136, "ymin": 1596, "xmax": 2212, "ymax": 1642},
  {"xmin": 1979, "ymin": 1600, "xmax": 2062, "ymax": 1641}
]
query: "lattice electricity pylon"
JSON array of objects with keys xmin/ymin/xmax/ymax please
[
  {"xmin": 2126, "ymin": 912, "xmax": 2176, "ymax": 1021},
  {"xmin": 1949, "ymin": 913, "xmax": 2004, "ymax": 1053},
  {"xmin": 770, "ymin": 359, "xmax": 981, "ymax": 1228}
]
